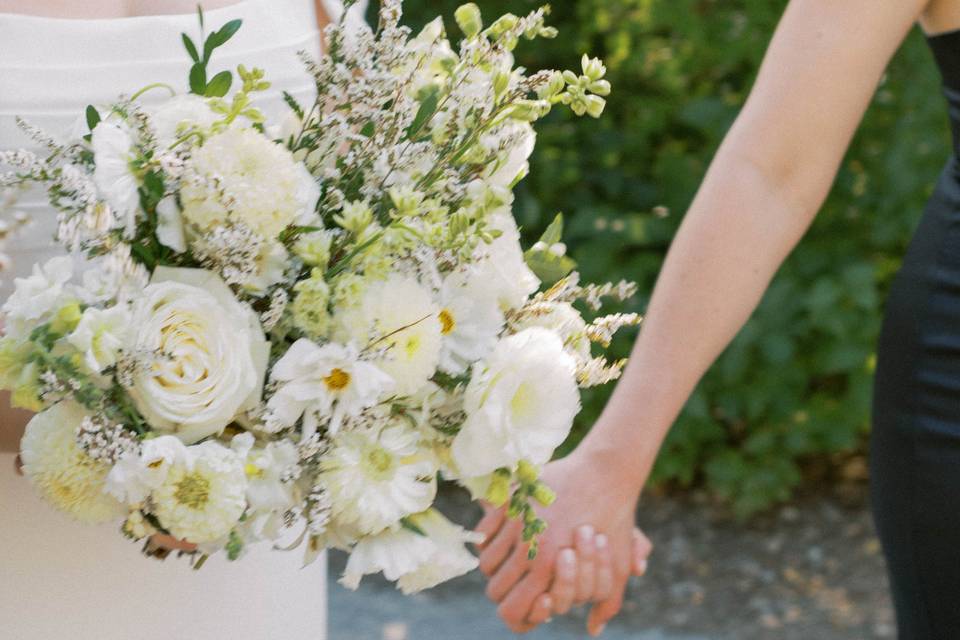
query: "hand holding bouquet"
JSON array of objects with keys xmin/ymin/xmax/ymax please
[{"xmin": 0, "ymin": 0, "xmax": 639, "ymax": 593}]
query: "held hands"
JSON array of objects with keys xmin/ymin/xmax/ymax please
[{"xmin": 474, "ymin": 450, "xmax": 651, "ymax": 635}]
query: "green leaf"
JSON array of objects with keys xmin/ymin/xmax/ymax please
[
  {"xmin": 204, "ymin": 71, "xmax": 233, "ymax": 98},
  {"xmin": 282, "ymin": 91, "xmax": 305, "ymax": 119},
  {"xmin": 400, "ymin": 517, "xmax": 426, "ymax": 537},
  {"xmin": 204, "ymin": 19, "xmax": 243, "ymax": 61},
  {"xmin": 189, "ymin": 62, "xmax": 207, "ymax": 95},
  {"xmin": 360, "ymin": 121, "xmax": 376, "ymax": 138},
  {"xmin": 524, "ymin": 251, "xmax": 577, "ymax": 285},
  {"xmin": 85, "ymin": 105, "xmax": 101, "ymax": 132},
  {"xmin": 196, "ymin": 5, "xmax": 205, "ymax": 31},
  {"xmin": 405, "ymin": 86, "xmax": 440, "ymax": 139},
  {"xmin": 539, "ymin": 213, "xmax": 565, "ymax": 246},
  {"xmin": 181, "ymin": 33, "xmax": 200, "ymax": 63}
]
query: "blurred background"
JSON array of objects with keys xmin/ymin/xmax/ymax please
[{"xmin": 331, "ymin": 0, "xmax": 952, "ymax": 637}]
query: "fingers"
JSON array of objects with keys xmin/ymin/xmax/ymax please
[
  {"xmin": 574, "ymin": 524, "xmax": 597, "ymax": 603},
  {"xmin": 511, "ymin": 593, "xmax": 553, "ymax": 634},
  {"xmin": 593, "ymin": 534, "xmax": 614, "ymax": 602},
  {"xmin": 486, "ymin": 543, "xmax": 531, "ymax": 603},
  {"xmin": 586, "ymin": 592, "xmax": 625, "ymax": 637},
  {"xmin": 497, "ymin": 568, "xmax": 552, "ymax": 634},
  {"xmin": 474, "ymin": 504, "xmax": 507, "ymax": 552},
  {"xmin": 549, "ymin": 548, "xmax": 578, "ymax": 615},
  {"xmin": 631, "ymin": 528, "xmax": 653, "ymax": 577},
  {"xmin": 478, "ymin": 516, "xmax": 522, "ymax": 577}
]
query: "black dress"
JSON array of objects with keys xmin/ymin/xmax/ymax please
[{"xmin": 871, "ymin": 30, "xmax": 960, "ymax": 639}]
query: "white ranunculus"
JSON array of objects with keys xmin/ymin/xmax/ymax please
[
  {"xmin": 475, "ymin": 211, "xmax": 540, "ymax": 311},
  {"xmin": 321, "ymin": 423, "xmax": 437, "ymax": 535},
  {"xmin": 155, "ymin": 195, "xmax": 187, "ymax": 253},
  {"xmin": 180, "ymin": 127, "xmax": 320, "ymax": 239},
  {"xmin": 341, "ymin": 509, "xmax": 482, "ymax": 593},
  {"xmin": 67, "ymin": 304, "xmax": 133, "ymax": 373},
  {"xmin": 2, "ymin": 256, "xmax": 75, "ymax": 337},
  {"xmin": 452, "ymin": 328, "xmax": 580, "ymax": 477},
  {"xmin": 20, "ymin": 401, "xmax": 125, "ymax": 523},
  {"xmin": 334, "ymin": 275, "xmax": 443, "ymax": 397},
  {"xmin": 267, "ymin": 339, "xmax": 394, "ymax": 441},
  {"xmin": 149, "ymin": 94, "xmax": 217, "ymax": 149},
  {"xmin": 126, "ymin": 267, "xmax": 268, "ymax": 444},
  {"xmin": 104, "ymin": 435, "xmax": 189, "ymax": 505},
  {"xmin": 484, "ymin": 122, "xmax": 536, "ymax": 189},
  {"xmin": 437, "ymin": 268, "xmax": 505, "ymax": 375},
  {"xmin": 91, "ymin": 121, "xmax": 140, "ymax": 237}
]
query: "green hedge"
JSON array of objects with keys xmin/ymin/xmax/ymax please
[{"xmin": 398, "ymin": 0, "xmax": 952, "ymax": 515}]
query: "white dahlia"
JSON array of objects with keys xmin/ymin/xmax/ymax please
[
  {"xmin": 436, "ymin": 268, "xmax": 504, "ymax": 375},
  {"xmin": 151, "ymin": 441, "xmax": 247, "ymax": 544},
  {"xmin": 266, "ymin": 339, "xmax": 394, "ymax": 440},
  {"xmin": 180, "ymin": 127, "xmax": 320, "ymax": 239},
  {"xmin": 452, "ymin": 328, "xmax": 580, "ymax": 478},
  {"xmin": 20, "ymin": 402, "xmax": 125, "ymax": 523},
  {"xmin": 341, "ymin": 509, "xmax": 482, "ymax": 594},
  {"xmin": 320, "ymin": 423, "xmax": 437, "ymax": 535},
  {"xmin": 334, "ymin": 276, "xmax": 443, "ymax": 397}
]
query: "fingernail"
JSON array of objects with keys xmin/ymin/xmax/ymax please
[
  {"xmin": 578, "ymin": 524, "xmax": 595, "ymax": 541},
  {"xmin": 638, "ymin": 559, "xmax": 648, "ymax": 576},
  {"xmin": 597, "ymin": 623, "xmax": 606, "ymax": 635},
  {"xmin": 595, "ymin": 534, "xmax": 608, "ymax": 549}
]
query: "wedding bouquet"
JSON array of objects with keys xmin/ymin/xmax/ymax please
[{"xmin": 0, "ymin": 0, "xmax": 639, "ymax": 593}]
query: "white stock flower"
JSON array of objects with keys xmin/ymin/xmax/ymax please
[
  {"xmin": 320, "ymin": 423, "xmax": 437, "ymax": 535},
  {"xmin": 155, "ymin": 195, "xmax": 187, "ymax": 253},
  {"xmin": 475, "ymin": 211, "xmax": 540, "ymax": 310},
  {"xmin": 452, "ymin": 328, "xmax": 580, "ymax": 477},
  {"xmin": 180, "ymin": 127, "xmax": 320, "ymax": 239},
  {"xmin": 104, "ymin": 435, "xmax": 189, "ymax": 505},
  {"xmin": 334, "ymin": 276, "xmax": 443, "ymax": 397},
  {"xmin": 2, "ymin": 255, "xmax": 75, "ymax": 337},
  {"xmin": 149, "ymin": 94, "xmax": 217, "ymax": 149},
  {"xmin": 437, "ymin": 269, "xmax": 504, "ymax": 375},
  {"xmin": 20, "ymin": 402, "xmax": 125, "ymax": 523},
  {"xmin": 230, "ymin": 432, "xmax": 299, "ymax": 513},
  {"xmin": 341, "ymin": 509, "xmax": 482, "ymax": 594},
  {"xmin": 151, "ymin": 440, "xmax": 248, "ymax": 544},
  {"xmin": 91, "ymin": 121, "xmax": 139, "ymax": 236},
  {"xmin": 67, "ymin": 304, "xmax": 133, "ymax": 373},
  {"xmin": 267, "ymin": 339, "xmax": 394, "ymax": 440},
  {"xmin": 126, "ymin": 267, "xmax": 268, "ymax": 444}
]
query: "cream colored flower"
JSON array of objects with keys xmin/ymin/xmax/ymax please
[
  {"xmin": 151, "ymin": 440, "xmax": 247, "ymax": 544},
  {"xmin": 91, "ymin": 121, "xmax": 140, "ymax": 237},
  {"xmin": 20, "ymin": 402, "xmax": 125, "ymax": 523},
  {"xmin": 149, "ymin": 94, "xmax": 217, "ymax": 149},
  {"xmin": 437, "ymin": 268, "xmax": 504, "ymax": 375},
  {"xmin": 126, "ymin": 267, "xmax": 268, "ymax": 444},
  {"xmin": 67, "ymin": 304, "xmax": 133, "ymax": 373},
  {"xmin": 475, "ymin": 211, "xmax": 540, "ymax": 311}
]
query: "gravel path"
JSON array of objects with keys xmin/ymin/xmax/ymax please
[{"xmin": 328, "ymin": 484, "xmax": 894, "ymax": 639}]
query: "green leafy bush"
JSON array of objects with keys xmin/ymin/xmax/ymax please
[{"xmin": 399, "ymin": 0, "xmax": 951, "ymax": 515}]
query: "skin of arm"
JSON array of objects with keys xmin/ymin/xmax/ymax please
[{"xmin": 476, "ymin": 0, "xmax": 931, "ymax": 634}]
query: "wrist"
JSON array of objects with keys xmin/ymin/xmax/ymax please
[{"xmin": 575, "ymin": 433, "xmax": 650, "ymax": 503}]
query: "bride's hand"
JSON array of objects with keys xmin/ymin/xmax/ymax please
[
  {"xmin": 475, "ymin": 449, "xmax": 648, "ymax": 635},
  {"xmin": 144, "ymin": 533, "xmax": 198, "ymax": 558}
]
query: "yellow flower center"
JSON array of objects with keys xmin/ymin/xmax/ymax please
[
  {"xmin": 174, "ymin": 472, "xmax": 211, "ymax": 510},
  {"xmin": 364, "ymin": 446, "xmax": 395, "ymax": 479},
  {"xmin": 439, "ymin": 309, "xmax": 456, "ymax": 335},
  {"xmin": 404, "ymin": 334, "xmax": 421, "ymax": 359},
  {"xmin": 324, "ymin": 368, "xmax": 351, "ymax": 391}
]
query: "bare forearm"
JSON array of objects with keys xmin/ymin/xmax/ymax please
[
  {"xmin": 580, "ymin": 141, "xmax": 822, "ymax": 494},
  {"xmin": 0, "ymin": 392, "xmax": 32, "ymax": 452}
]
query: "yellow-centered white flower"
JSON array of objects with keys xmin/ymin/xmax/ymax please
[
  {"xmin": 267, "ymin": 339, "xmax": 394, "ymax": 441},
  {"xmin": 452, "ymin": 327, "xmax": 580, "ymax": 477},
  {"xmin": 436, "ymin": 268, "xmax": 504, "ymax": 375},
  {"xmin": 126, "ymin": 267, "xmax": 269, "ymax": 444},
  {"xmin": 320, "ymin": 423, "xmax": 437, "ymax": 535},
  {"xmin": 104, "ymin": 435, "xmax": 189, "ymax": 505},
  {"xmin": 20, "ymin": 402, "xmax": 125, "ymax": 523}
]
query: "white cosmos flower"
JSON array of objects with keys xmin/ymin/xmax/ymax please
[
  {"xmin": 104, "ymin": 435, "xmax": 189, "ymax": 505},
  {"xmin": 67, "ymin": 304, "xmax": 133, "ymax": 373},
  {"xmin": 334, "ymin": 275, "xmax": 443, "ymax": 397},
  {"xmin": 320, "ymin": 423, "xmax": 437, "ymax": 535},
  {"xmin": 2, "ymin": 256, "xmax": 75, "ymax": 338},
  {"xmin": 341, "ymin": 509, "xmax": 482, "ymax": 594},
  {"xmin": 152, "ymin": 440, "xmax": 247, "ymax": 544},
  {"xmin": 452, "ymin": 328, "xmax": 580, "ymax": 478},
  {"xmin": 475, "ymin": 211, "xmax": 540, "ymax": 311},
  {"xmin": 180, "ymin": 127, "xmax": 320, "ymax": 239},
  {"xmin": 267, "ymin": 339, "xmax": 394, "ymax": 441},
  {"xmin": 149, "ymin": 94, "xmax": 217, "ymax": 149},
  {"xmin": 91, "ymin": 121, "xmax": 139, "ymax": 237},
  {"xmin": 437, "ymin": 268, "xmax": 505, "ymax": 375},
  {"xmin": 20, "ymin": 402, "xmax": 125, "ymax": 523},
  {"xmin": 126, "ymin": 267, "xmax": 269, "ymax": 444}
]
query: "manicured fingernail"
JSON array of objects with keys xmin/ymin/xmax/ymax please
[
  {"xmin": 638, "ymin": 559, "xmax": 648, "ymax": 575},
  {"xmin": 597, "ymin": 623, "xmax": 606, "ymax": 635},
  {"xmin": 578, "ymin": 524, "xmax": 595, "ymax": 542},
  {"xmin": 595, "ymin": 534, "xmax": 608, "ymax": 549}
]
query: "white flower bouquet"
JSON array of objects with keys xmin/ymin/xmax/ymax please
[{"xmin": 0, "ymin": 1, "xmax": 640, "ymax": 593}]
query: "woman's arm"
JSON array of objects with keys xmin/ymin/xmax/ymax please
[{"xmin": 481, "ymin": 0, "xmax": 931, "ymax": 632}]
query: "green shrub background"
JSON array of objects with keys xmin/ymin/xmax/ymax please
[{"xmin": 397, "ymin": 0, "xmax": 952, "ymax": 515}]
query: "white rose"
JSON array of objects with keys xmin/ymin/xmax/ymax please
[
  {"xmin": 452, "ymin": 328, "xmax": 580, "ymax": 477},
  {"xmin": 126, "ymin": 267, "xmax": 269, "ymax": 443}
]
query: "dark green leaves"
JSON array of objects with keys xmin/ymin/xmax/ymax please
[
  {"xmin": 183, "ymin": 14, "xmax": 243, "ymax": 96},
  {"xmin": 205, "ymin": 19, "xmax": 242, "ymax": 57},
  {"xmin": 182, "ymin": 34, "xmax": 200, "ymax": 63},
  {"xmin": 189, "ymin": 63, "xmax": 207, "ymax": 95},
  {"xmin": 85, "ymin": 105, "xmax": 101, "ymax": 132}
]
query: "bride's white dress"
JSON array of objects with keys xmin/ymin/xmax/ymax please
[{"xmin": 0, "ymin": 1, "xmax": 365, "ymax": 638}]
